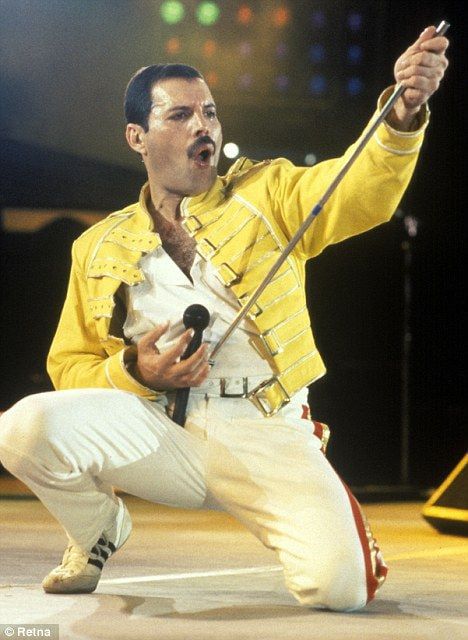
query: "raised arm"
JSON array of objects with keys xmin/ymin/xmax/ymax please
[{"xmin": 268, "ymin": 24, "xmax": 450, "ymax": 258}]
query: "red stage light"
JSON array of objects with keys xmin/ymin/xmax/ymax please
[
  {"xmin": 202, "ymin": 39, "xmax": 217, "ymax": 57},
  {"xmin": 165, "ymin": 37, "xmax": 181, "ymax": 55},
  {"xmin": 237, "ymin": 4, "xmax": 253, "ymax": 25},
  {"xmin": 205, "ymin": 70, "xmax": 219, "ymax": 86},
  {"xmin": 273, "ymin": 6, "xmax": 290, "ymax": 28}
]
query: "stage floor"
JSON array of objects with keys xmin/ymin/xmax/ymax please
[{"xmin": 1, "ymin": 483, "xmax": 467, "ymax": 640}]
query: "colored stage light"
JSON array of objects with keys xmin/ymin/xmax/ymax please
[
  {"xmin": 160, "ymin": 0, "xmax": 185, "ymax": 25},
  {"xmin": 276, "ymin": 42, "xmax": 288, "ymax": 58},
  {"xmin": 311, "ymin": 10, "xmax": 326, "ymax": 28},
  {"xmin": 205, "ymin": 70, "xmax": 219, "ymax": 86},
  {"xmin": 237, "ymin": 4, "xmax": 253, "ymax": 25},
  {"xmin": 239, "ymin": 41, "xmax": 252, "ymax": 57},
  {"xmin": 309, "ymin": 44, "xmax": 326, "ymax": 64},
  {"xmin": 347, "ymin": 44, "xmax": 363, "ymax": 64},
  {"xmin": 165, "ymin": 37, "xmax": 181, "ymax": 55},
  {"xmin": 202, "ymin": 39, "xmax": 217, "ymax": 57},
  {"xmin": 275, "ymin": 75, "xmax": 289, "ymax": 91},
  {"xmin": 273, "ymin": 6, "xmax": 290, "ymax": 28},
  {"xmin": 308, "ymin": 75, "xmax": 327, "ymax": 95},
  {"xmin": 304, "ymin": 152, "xmax": 317, "ymax": 166},
  {"xmin": 239, "ymin": 74, "xmax": 253, "ymax": 89},
  {"xmin": 347, "ymin": 77, "xmax": 364, "ymax": 95},
  {"xmin": 196, "ymin": 2, "xmax": 220, "ymax": 26},
  {"xmin": 347, "ymin": 12, "xmax": 363, "ymax": 31}
]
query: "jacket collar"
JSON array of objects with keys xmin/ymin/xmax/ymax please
[
  {"xmin": 136, "ymin": 182, "xmax": 156, "ymax": 230},
  {"xmin": 181, "ymin": 157, "xmax": 261, "ymax": 218}
]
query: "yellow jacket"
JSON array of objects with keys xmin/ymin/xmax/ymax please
[{"xmin": 48, "ymin": 91, "xmax": 429, "ymax": 415}]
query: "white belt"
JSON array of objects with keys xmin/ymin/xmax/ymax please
[{"xmin": 190, "ymin": 375, "xmax": 267, "ymax": 398}]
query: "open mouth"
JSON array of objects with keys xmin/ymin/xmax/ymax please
[
  {"xmin": 193, "ymin": 144, "xmax": 214, "ymax": 166},
  {"xmin": 188, "ymin": 137, "xmax": 216, "ymax": 167}
]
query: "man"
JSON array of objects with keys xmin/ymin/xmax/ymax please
[{"xmin": 0, "ymin": 26, "xmax": 448, "ymax": 611}]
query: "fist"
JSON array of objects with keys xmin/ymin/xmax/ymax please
[
  {"xmin": 394, "ymin": 25, "xmax": 449, "ymax": 111},
  {"xmin": 130, "ymin": 322, "xmax": 210, "ymax": 391}
]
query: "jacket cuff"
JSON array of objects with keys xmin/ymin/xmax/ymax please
[
  {"xmin": 374, "ymin": 86, "xmax": 430, "ymax": 155},
  {"xmin": 104, "ymin": 348, "xmax": 162, "ymax": 399}
]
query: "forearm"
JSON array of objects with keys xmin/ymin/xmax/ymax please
[
  {"xmin": 270, "ymin": 87, "xmax": 429, "ymax": 258},
  {"xmin": 47, "ymin": 344, "xmax": 158, "ymax": 398},
  {"xmin": 47, "ymin": 243, "xmax": 160, "ymax": 398}
]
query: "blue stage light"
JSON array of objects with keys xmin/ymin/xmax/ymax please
[
  {"xmin": 347, "ymin": 12, "xmax": 363, "ymax": 31},
  {"xmin": 347, "ymin": 44, "xmax": 363, "ymax": 64},
  {"xmin": 308, "ymin": 75, "xmax": 327, "ymax": 95},
  {"xmin": 309, "ymin": 44, "xmax": 326, "ymax": 64},
  {"xmin": 347, "ymin": 77, "xmax": 364, "ymax": 95},
  {"xmin": 311, "ymin": 10, "xmax": 326, "ymax": 29}
]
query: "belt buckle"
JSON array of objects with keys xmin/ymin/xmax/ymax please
[
  {"xmin": 248, "ymin": 376, "xmax": 290, "ymax": 417},
  {"xmin": 220, "ymin": 377, "xmax": 248, "ymax": 398}
]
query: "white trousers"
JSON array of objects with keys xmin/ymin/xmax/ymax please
[{"xmin": 0, "ymin": 388, "xmax": 387, "ymax": 611}]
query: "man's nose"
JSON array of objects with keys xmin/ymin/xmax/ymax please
[{"xmin": 191, "ymin": 111, "xmax": 210, "ymax": 135}]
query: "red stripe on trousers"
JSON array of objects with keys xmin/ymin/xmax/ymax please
[
  {"xmin": 312, "ymin": 420, "xmax": 323, "ymax": 441},
  {"xmin": 342, "ymin": 483, "xmax": 387, "ymax": 603}
]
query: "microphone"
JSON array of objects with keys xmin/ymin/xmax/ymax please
[
  {"xmin": 172, "ymin": 304, "xmax": 210, "ymax": 426},
  {"xmin": 180, "ymin": 304, "xmax": 211, "ymax": 359}
]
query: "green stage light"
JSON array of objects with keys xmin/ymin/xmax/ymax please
[
  {"xmin": 196, "ymin": 2, "xmax": 220, "ymax": 26},
  {"xmin": 160, "ymin": 1, "xmax": 185, "ymax": 25}
]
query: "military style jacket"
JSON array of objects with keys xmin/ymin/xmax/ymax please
[{"xmin": 47, "ymin": 92, "xmax": 429, "ymax": 416}]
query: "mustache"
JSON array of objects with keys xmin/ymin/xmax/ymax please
[{"xmin": 187, "ymin": 135, "xmax": 216, "ymax": 159}]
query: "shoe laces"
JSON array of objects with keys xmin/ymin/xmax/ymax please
[{"xmin": 56, "ymin": 545, "xmax": 89, "ymax": 574}]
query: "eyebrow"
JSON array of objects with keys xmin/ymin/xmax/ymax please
[{"xmin": 166, "ymin": 102, "xmax": 217, "ymax": 112}]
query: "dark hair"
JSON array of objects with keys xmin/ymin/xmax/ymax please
[{"xmin": 124, "ymin": 63, "xmax": 204, "ymax": 131}]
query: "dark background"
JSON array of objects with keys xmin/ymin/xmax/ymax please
[{"xmin": 0, "ymin": 1, "xmax": 465, "ymax": 489}]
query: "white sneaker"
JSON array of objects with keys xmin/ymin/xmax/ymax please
[{"xmin": 42, "ymin": 498, "xmax": 132, "ymax": 594}]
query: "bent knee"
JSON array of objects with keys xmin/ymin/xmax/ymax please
[
  {"xmin": 0, "ymin": 393, "xmax": 62, "ymax": 468},
  {"xmin": 283, "ymin": 550, "xmax": 383, "ymax": 612},
  {"xmin": 288, "ymin": 574, "xmax": 368, "ymax": 612}
]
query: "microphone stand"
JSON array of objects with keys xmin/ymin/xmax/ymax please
[
  {"xmin": 399, "ymin": 211, "xmax": 419, "ymax": 486},
  {"xmin": 206, "ymin": 22, "xmax": 449, "ymax": 500}
]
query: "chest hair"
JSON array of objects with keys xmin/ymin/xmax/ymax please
[{"xmin": 157, "ymin": 218, "xmax": 197, "ymax": 280}]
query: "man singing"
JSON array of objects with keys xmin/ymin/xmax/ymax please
[{"xmin": 0, "ymin": 26, "xmax": 448, "ymax": 610}]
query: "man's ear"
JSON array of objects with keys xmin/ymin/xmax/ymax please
[{"xmin": 126, "ymin": 123, "xmax": 147, "ymax": 155}]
